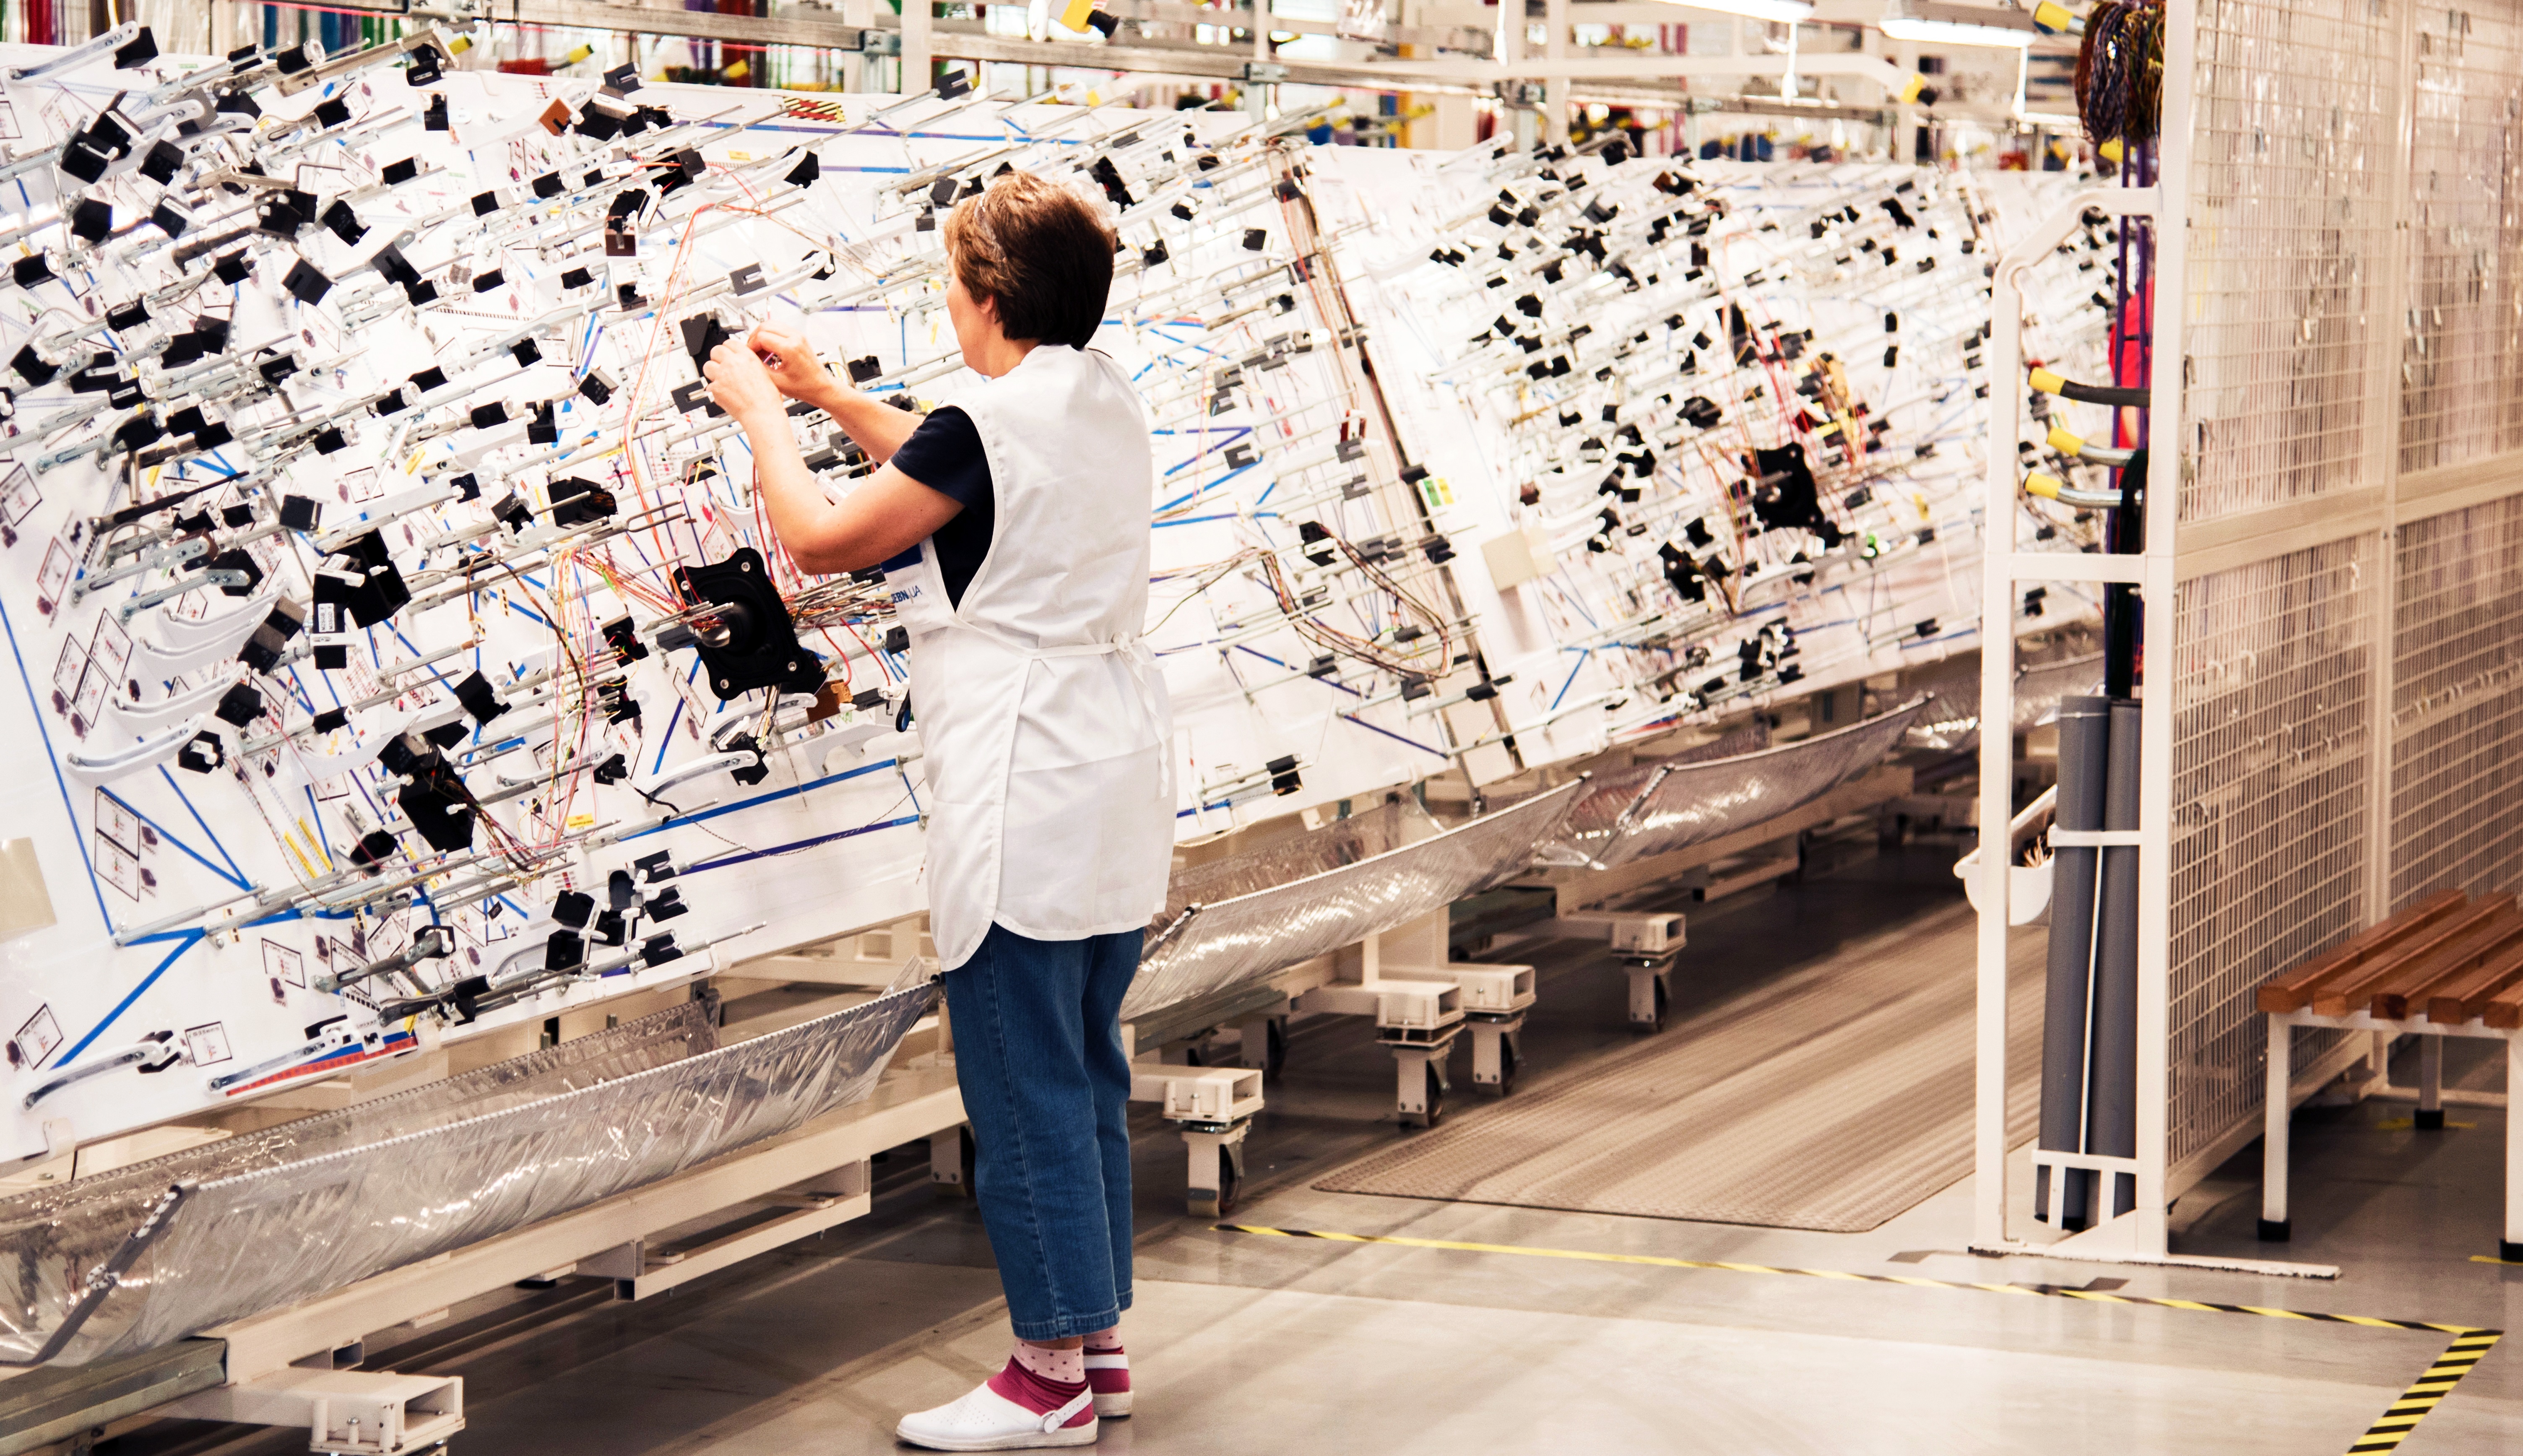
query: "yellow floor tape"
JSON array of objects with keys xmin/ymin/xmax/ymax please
[{"xmin": 1215, "ymin": 1224, "xmax": 2502, "ymax": 1454}]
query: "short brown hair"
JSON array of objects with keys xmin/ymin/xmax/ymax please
[{"xmin": 943, "ymin": 170, "xmax": 1116, "ymax": 349}]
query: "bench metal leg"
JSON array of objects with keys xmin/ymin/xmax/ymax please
[
  {"xmin": 2260, "ymin": 1016, "xmax": 2290, "ymax": 1242},
  {"xmin": 2418, "ymin": 1035, "xmax": 2445, "ymax": 1131},
  {"xmin": 2507, "ymin": 1033, "xmax": 2523, "ymax": 1263}
]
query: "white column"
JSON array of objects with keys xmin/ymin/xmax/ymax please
[
  {"xmin": 844, "ymin": 0, "xmax": 875, "ymax": 91},
  {"xmin": 2130, "ymin": 0, "xmax": 2197, "ymax": 1261},
  {"xmin": 2505, "ymin": 1032, "xmax": 2523, "ymax": 1256},
  {"xmin": 2261, "ymin": 1015, "xmax": 2290, "ymax": 1232},
  {"xmin": 1969, "ymin": 167, "xmax": 2034, "ymax": 1253},
  {"xmin": 901, "ymin": 0, "xmax": 932, "ymax": 93},
  {"xmin": 1542, "ymin": 0, "xmax": 1569, "ymax": 146},
  {"xmin": 1250, "ymin": 0, "xmax": 1272, "ymax": 120}
]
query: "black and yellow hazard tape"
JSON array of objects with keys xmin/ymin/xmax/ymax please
[
  {"xmin": 1215, "ymin": 1225, "xmax": 2503, "ymax": 1455},
  {"xmin": 2349, "ymin": 1330, "xmax": 2504, "ymax": 1453}
]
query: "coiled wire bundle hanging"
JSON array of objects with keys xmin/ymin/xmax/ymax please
[{"xmin": 2074, "ymin": 0, "xmax": 2165, "ymax": 146}]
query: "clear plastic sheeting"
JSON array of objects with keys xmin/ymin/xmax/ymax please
[
  {"xmin": 0, "ymin": 999, "xmax": 720, "ymax": 1366},
  {"xmin": 1551, "ymin": 702, "xmax": 1927, "ymax": 870},
  {"xmin": 1901, "ymin": 653, "xmax": 2106, "ymax": 754},
  {"xmin": 1159, "ymin": 797, "xmax": 1415, "ymax": 922},
  {"xmin": 1123, "ymin": 782, "xmax": 1587, "ymax": 1020},
  {"xmin": 1, "ymin": 986, "xmax": 930, "ymax": 1367},
  {"xmin": 1654, "ymin": 719, "xmax": 1773, "ymax": 766}
]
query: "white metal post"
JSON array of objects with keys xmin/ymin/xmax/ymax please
[
  {"xmin": 2132, "ymin": 0, "xmax": 2195, "ymax": 1261},
  {"xmin": 2508, "ymin": 1032, "xmax": 2522, "ymax": 1259},
  {"xmin": 901, "ymin": 0, "xmax": 932, "ymax": 93},
  {"xmin": 1251, "ymin": 0, "xmax": 1274, "ymax": 120},
  {"xmin": 2357, "ymin": 0, "xmax": 2418, "ymax": 1099},
  {"xmin": 1970, "ymin": 271, "xmax": 2021, "ymax": 1251},
  {"xmin": 1543, "ymin": 0, "xmax": 1569, "ymax": 145},
  {"xmin": 2262, "ymin": 1015, "xmax": 2290, "ymax": 1234},
  {"xmin": 844, "ymin": 0, "xmax": 875, "ymax": 91},
  {"xmin": 2130, "ymin": 551, "xmax": 2176, "ymax": 1255}
]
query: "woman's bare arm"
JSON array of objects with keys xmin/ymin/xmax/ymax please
[
  {"xmin": 744, "ymin": 320, "xmax": 922, "ymax": 463},
  {"xmin": 705, "ymin": 341, "xmax": 959, "ymax": 575}
]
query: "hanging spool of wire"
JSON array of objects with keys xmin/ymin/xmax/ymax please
[{"xmin": 2073, "ymin": 0, "xmax": 2165, "ymax": 147}]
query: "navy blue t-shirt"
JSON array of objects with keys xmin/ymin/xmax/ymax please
[{"xmin": 886, "ymin": 406, "xmax": 994, "ymax": 608}]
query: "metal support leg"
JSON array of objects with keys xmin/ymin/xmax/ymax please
[
  {"xmin": 1624, "ymin": 965, "xmax": 1668, "ymax": 1031},
  {"xmin": 1233, "ymin": 1013, "xmax": 1286, "ymax": 1080},
  {"xmin": 2260, "ymin": 1016, "xmax": 2290, "ymax": 1242},
  {"xmin": 2506, "ymin": 1033, "xmax": 2523, "ymax": 1263},
  {"xmin": 1466, "ymin": 1016, "xmax": 1521, "ymax": 1095},
  {"xmin": 2418, "ymin": 1035, "xmax": 2445, "ymax": 1130},
  {"xmin": 930, "ymin": 1125, "xmax": 970, "ymax": 1198},
  {"xmin": 1392, "ymin": 1038, "xmax": 1454, "ymax": 1128}
]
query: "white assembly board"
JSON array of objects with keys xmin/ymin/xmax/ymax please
[
  {"xmin": 0, "ymin": 26, "xmax": 2113, "ymax": 1162},
  {"xmin": 1302, "ymin": 145, "xmax": 2113, "ymax": 772}
]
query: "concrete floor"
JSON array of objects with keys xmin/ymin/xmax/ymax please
[{"xmin": 116, "ymin": 848, "xmax": 2523, "ymax": 1456}]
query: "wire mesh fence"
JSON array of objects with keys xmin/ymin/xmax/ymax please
[
  {"xmin": 2399, "ymin": 1, "xmax": 2523, "ymax": 473},
  {"xmin": 2168, "ymin": 536, "xmax": 2377, "ymax": 1169},
  {"xmin": 2390, "ymin": 494, "xmax": 2523, "ymax": 907},
  {"xmin": 2180, "ymin": 0, "xmax": 2403, "ymax": 523}
]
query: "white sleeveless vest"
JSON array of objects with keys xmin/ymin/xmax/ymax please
[{"xmin": 893, "ymin": 345, "xmax": 1174, "ymax": 970}]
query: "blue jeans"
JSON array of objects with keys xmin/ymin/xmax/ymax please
[{"xmin": 942, "ymin": 922, "xmax": 1140, "ymax": 1341}]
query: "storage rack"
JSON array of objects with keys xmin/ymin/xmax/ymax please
[{"xmin": 1973, "ymin": 0, "xmax": 2523, "ymax": 1271}]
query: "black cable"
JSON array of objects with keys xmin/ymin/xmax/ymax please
[{"xmin": 2076, "ymin": 1, "xmax": 2164, "ymax": 148}]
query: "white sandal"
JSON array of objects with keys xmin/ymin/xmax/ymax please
[{"xmin": 895, "ymin": 1380, "xmax": 1097, "ymax": 1451}]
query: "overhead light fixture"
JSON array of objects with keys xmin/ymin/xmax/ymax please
[
  {"xmin": 1879, "ymin": 0, "xmax": 2039, "ymax": 47},
  {"xmin": 1647, "ymin": 0, "xmax": 1817, "ymax": 24}
]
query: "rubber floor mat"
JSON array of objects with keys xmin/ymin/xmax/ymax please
[{"xmin": 1312, "ymin": 902, "xmax": 2045, "ymax": 1232}]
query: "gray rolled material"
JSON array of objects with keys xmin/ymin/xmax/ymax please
[
  {"xmin": 1548, "ymin": 700, "xmax": 1928, "ymax": 871},
  {"xmin": 1123, "ymin": 780, "xmax": 1587, "ymax": 1021},
  {"xmin": 2086, "ymin": 698, "xmax": 2143, "ymax": 1218},
  {"xmin": 0, "ymin": 985, "xmax": 931, "ymax": 1366},
  {"xmin": 2037, "ymin": 694, "xmax": 2110, "ymax": 1230}
]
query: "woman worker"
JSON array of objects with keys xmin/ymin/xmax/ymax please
[{"xmin": 705, "ymin": 169, "xmax": 1172, "ymax": 1451}]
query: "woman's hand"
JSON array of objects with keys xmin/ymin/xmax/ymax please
[
  {"xmin": 748, "ymin": 321, "xmax": 842, "ymax": 407},
  {"xmin": 704, "ymin": 339, "xmax": 785, "ymax": 424}
]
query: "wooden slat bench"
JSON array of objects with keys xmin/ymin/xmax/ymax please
[{"xmin": 2256, "ymin": 889, "xmax": 2523, "ymax": 1261}]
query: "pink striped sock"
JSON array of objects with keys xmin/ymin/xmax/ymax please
[
  {"xmin": 986, "ymin": 1346, "xmax": 1091, "ymax": 1429},
  {"xmin": 1082, "ymin": 1329, "xmax": 1128, "ymax": 1403}
]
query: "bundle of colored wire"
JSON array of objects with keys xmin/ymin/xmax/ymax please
[{"xmin": 2074, "ymin": 0, "xmax": 2164, "ymax": 147}]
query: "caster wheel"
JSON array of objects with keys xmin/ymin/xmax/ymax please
[
  {"xmin": 1405, "ymin": 1063, "xmax": 1446, "ymax": 1129},
  {"xmin": 1634, "ymin": 978, "xmax": 1668, "ymax": 1034},
  {"xmin": 1262, "ymin": 1018, "xmax": 1287, "ymax": 1082},
  {"xmin": 1217, "ymin": 1146, "xmax": 1242, "ymax": 1215},
  {"xmin": 1190, "ymin": 1147, "xmax": 1242, "ymax": 1218}
]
